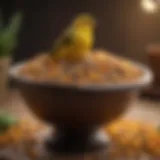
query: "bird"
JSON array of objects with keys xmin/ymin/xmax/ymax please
[{"xmin": 50, "ymin": 13, "xmax": 96, "ymax": 62}]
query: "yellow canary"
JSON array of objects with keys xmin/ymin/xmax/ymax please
[{"xmin": 50, "ymin": 13, "xmax": 96, "ymax": 62}]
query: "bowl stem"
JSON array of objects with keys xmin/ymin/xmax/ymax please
[{"xmin": 45, "ymin": 126, "xmax": 109, "ymax": 154}]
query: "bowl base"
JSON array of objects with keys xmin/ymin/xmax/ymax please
[
  {"xmin": 46, "ymin": 127, "xmax": 109, "ymax": 154},
  {"xmin": 45, "ymin": 149, "xmax": 108, "ymax": 160}
]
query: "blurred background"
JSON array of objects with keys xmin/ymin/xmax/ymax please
[
  {"xmin": 1, "ymin": 0, "xmax": 160, "ymax": 63},
  {"xmin": 0, "ymin": 1, "xmax": 159, "ymax": 159}
]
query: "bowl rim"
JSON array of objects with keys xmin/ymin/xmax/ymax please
[{"xmin": 9, "ymin": 61, "xmax": 153, "ymax": 91}]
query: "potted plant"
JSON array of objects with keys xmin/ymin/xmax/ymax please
[{"xmin": 0, "ymin": 12, "xmax": 22, "ymax": 104}]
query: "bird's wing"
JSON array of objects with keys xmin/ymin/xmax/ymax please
[{"xmin": 51, "ymin": 27, "xmax": 74, "ymax": 53}]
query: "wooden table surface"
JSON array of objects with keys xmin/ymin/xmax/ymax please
[{"xmin": 1, "ymin": 89, "xmax": 160, "ymax": 127}]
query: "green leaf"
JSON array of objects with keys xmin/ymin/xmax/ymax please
[
  {"xmin": 0, "ymin": 12, "xmax": 23, "ymax": 56},
  {"xmin": 0, "ymin": 112, "xmax": 17, "ymax": 133}
]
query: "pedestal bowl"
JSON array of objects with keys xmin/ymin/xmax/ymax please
[{"xmin": 9, "ymin": 61, "xmax": 152, "ymax": 156}]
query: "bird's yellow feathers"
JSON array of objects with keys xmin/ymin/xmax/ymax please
[
  {"xmin": 72, "ymin": 13, "xmax": 96, "ymax": 28},
  {"xmin": 50, "ymin": 13, "xmax": 96, "ymax": 62}
]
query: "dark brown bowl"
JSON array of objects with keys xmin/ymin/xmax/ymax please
[{"xmin": 9, "ymin": 62, "xmax": 152, "ymax": 127}]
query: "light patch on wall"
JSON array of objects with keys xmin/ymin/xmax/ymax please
[{"xmin": 141, "ymin": 0, "xmax": 159, "ymax": 13}]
